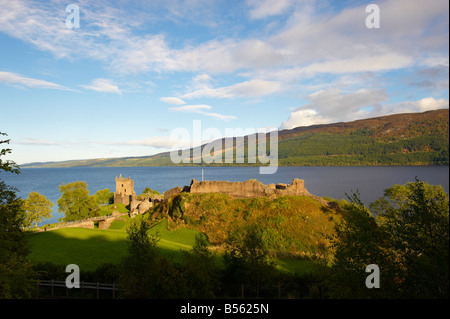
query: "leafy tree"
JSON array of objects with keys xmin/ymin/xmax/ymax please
[
  {"xmin": 94, "ymin": 188, "xmax": 114, "ymax": 207},
  {"xmin": 0, "ymin": 132, "xmax": 19, "ymax": 174},
  {"xmin": 120, "ymin": 216, "xmax": 195, "ymax": 299},
  {"xmin": 57, "ymin": 181, "xmax": 98, "ymax": 222},
  {"xmin": 327, "ymin": 192, "xmax": 400, "ymax": 298},
  {"xmin": 0, "ymin": 132, "xmax": 36, "ymax": 298},
  {"xmin": 223, "ymin": 224, "xmax": 276, "ymax": 297},
  {"xmin": 329, "ymin": 180, "xmax": 449, "ymax": 298},
  {"xmin": 23, "ymin": 192, "xmax": 53, "ymax": 228},
  {"xmin": 371, "ymin": 179, "xmax": 449, "ymax": 298},
  {"xmin": 119, "ymin": 215, "xmax": 160, "ymax": 298},
  {"xmin": 182, "ymin": 233, "xmax": 221, "ymax": 298}
]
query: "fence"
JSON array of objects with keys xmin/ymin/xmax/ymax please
[
  {"xmin": 223, "ymin": 281, "xmax": 325, "ymax": 299},
  {"xmin": 36, "ymin": 280, "xmax": 122, "ymax": 299}
]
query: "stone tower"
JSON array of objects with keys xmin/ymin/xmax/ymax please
[{"xmin": 114, "ymin": 174, "xmax": 136, "ymax": 206}]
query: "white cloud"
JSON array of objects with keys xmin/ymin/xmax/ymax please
[
  {"xmin": 281, "ymin": 93, "xmax": 449, "ymax": 130},
  {"xmin": 118, "ymin": 136, "xmax": 181, "ymax": 149},
  {"xmin": 169, "ymin": 104, "xmax": 212, "ymax": 112},
  {"xmin": 203, "ymin": 112, "xmax": 237, "ymax": 121},
  {"xmin": 280, "ymin": 109, "xmax": 327, "ymax": 129},
  {"xmin": 160, "ymin": 97, "xmax": 186, "ymax": 105},
  {"xmin": 299, "ymin": 53, "xmax": 414, "ymax": 75},
  {"xmin": 305, "ymin": 88, "xmax": 387, "ymax": 118},
  {"xmin": 1, "ymin": 0, "xmax": 446, "ymax": 81},
  {"xmin": 15, "ymin": 135, "xmax": 182, "ymax": 150},
  {"xmin": 80, "ymin": 78, "xmax": 122, "ymax": 94},
  {"xmin": 192, "ymin": 74, "xmax": 213, "ymax": 89},
  {"xmin": 15, "ymin": 138, "xmax": 65, "ymax": 146},
  {"xmin": 281, "ymin": 88, "xmax": 388, "ymax": 129},
  {"xmin": 247, "ymin": 0, "xmax": 293, "ymax": 19},
  {"xmin": 231, "ymin": 39, "xmax": 284, "ymax": 68},
  {"xmin": 168, "ymin": 104, "xmax": 237, "ymax": 121},
  {"xmin": 0, "ymin": 71, "xmax": 72, "ymax": 91},
  {"xmin": 182, "ymin": 79, "xmax": 282, "ymax": 99},
  {"xmin": 380, "ymin": 97, "xmax": 449, "ymax": 115}
]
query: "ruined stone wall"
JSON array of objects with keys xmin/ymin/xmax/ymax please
[{"xmin": 189, "ymin": 178, "xmax": 310, "ymax": 198}]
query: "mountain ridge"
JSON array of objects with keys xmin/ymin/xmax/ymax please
[{"xmin": 21, "ymin": 109, "xmax": 449, "ymax": 168}]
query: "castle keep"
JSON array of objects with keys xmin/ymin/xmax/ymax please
[{"xmin": 114, "ymin": 174, "xmax": 136, "ymax": 206}]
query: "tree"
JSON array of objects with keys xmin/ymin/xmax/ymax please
[
  {"xmin": 23, "ymin": 192, "xmax": 53, "ymax": 228},
  {"xmin": 57, "ymin": 181, "xmax": 98, "ymax": 222},
  {"xmin": 182, "ymin": 233, "xmax": 221, "ymax": 298},
  {"xmin": 223, "ymin": 224, "xmax": 276, "ymax": 297},
  {"xmin": 0, "ymin": 132, "xmax": 19, "ymax": 174},
  {"xmin": 371, "ymin": 179, "xmax": 449, "ymax": 298},
  {"xmin": 329, "ymin": 181, "xmax": 449, "ymax": 299},
  {"xmin": 94, "ymin": 189, "xmax": 114, "ymax": 207},
  {"xmin": 327, "ymin": 192, "xmax": 399, "ymax": 298},
  {"xmin": 119, "ymin": 215, "xmax": 160, "ymax": 298},
  {"xmin": 0, "ymin": 132, "xmax": 36, "ymax": 298}
]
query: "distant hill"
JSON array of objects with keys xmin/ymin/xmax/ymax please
[{"xmin": 22, "ymin": 109, "xmax": 449, "ymax": 168}]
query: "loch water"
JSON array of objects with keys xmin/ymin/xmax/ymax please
[{"xmin": 1, "ymin": 166, "xmax": 448, "ymax": 226}]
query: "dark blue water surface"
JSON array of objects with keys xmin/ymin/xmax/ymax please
[{"xmin": 1, "ymin": 166, "xmax": 448, "ymax": 226}]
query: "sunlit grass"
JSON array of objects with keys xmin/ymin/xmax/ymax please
[
  {"xmin": 26, "ymin": 217, "xmax": 321, "ymax": 275},
  {"xmin": 26, "ymin": 219, "xmax": 201, "ymax": 271}
]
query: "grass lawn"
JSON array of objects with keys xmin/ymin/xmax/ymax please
[
  {"xmin": 26, "ymin": 219, "xmax": 321, "ymax": 275},
  {"xmin": 26, "ymin": 219, "xmax": 200, "ymax": 271},
  {"xmin": 26, "ymin": 228, "xmax": 129, "ymax": 271}
]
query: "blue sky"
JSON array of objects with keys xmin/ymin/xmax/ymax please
[{"xmin": 0, "ymin": 0, "xmax": 448, "ymax": 164}]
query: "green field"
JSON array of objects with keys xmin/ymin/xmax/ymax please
[
  {"xmin": 26, "ymin": 220, "xmax": 199, "ymax": 271},
  {"xmin": 26, "ymin": 219, "xmax": 317, "ymax": 274}
]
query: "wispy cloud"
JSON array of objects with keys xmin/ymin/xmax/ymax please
[
  {"xmin": 15, "ymin": 136, "xmax": 180, "ymax": 149},
  {"xmin": 0, "ymin": 71, "xmax": 74, "ymax": 91},
  {"xmin": 247, "ymin": 0, "xmax": 294, "ymax": 20},
  {"xmin": 80, "ymin": 78, "xmax": 122, "ymax": 94},
  {"xmin": 182, "ymin": 79, "xmax": 282, "ymax": 99},
  {"xmin": 1, "ymin": 0, "xmax": 447, "ymax": 90},
  {"xmin": 169, "ymin": 104, "xmax": 212, "ymax": 112},
  {"xmin": 160, "ymin": 97, "xmax": 186, "ymax": 105},
  {"xmin": 168, "ymin": 103, "xmax": 237, "ymax": 121}
]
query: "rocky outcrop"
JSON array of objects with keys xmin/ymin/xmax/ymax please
[
  {"xmin": 130, "ymin": 198, "xmax": 155, "ymax": 216},
  {"xmin": 163, "ymin": 186, "xmax": 184, "ymax": 199}
]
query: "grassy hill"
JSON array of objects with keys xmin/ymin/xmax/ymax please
[
  {"xmin": 149, "ymin": 192, "xmax": 343, "ymax": 259},
  {"xmin": 26, "ymin": 190, "xmax": 340, "ymax": 275},
  {"xmin": 21, "ymin": 109, "xmax": 449, "ymax": 168}
]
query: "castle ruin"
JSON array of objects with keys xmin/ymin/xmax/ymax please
[
  {"xmin": 114, "ymin": 175, "xmax": 335, "ymax": 217},
  {"xmin": 164, "ymin": 178, "xmax": 335, "ymax": 208},
  {"xmin": 114, "ymin": 175, "xmax": 161, "ymax": 216},
  {"xmin": 114, "ymin": 174, "xmax": 136, "ymax": 206}
]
